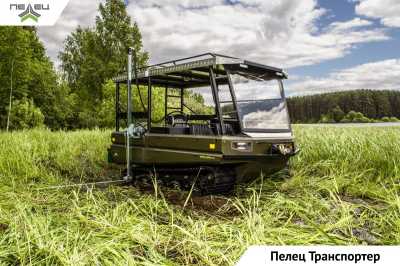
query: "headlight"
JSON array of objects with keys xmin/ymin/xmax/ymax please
[{"xmin": 232, "ymin": 141, "xmax": 252, "ymax": 152}]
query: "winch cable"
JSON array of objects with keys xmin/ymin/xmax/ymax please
[
  {"xmin": 35, "ymin": 179, "xmax": 128, "ymax": 191},
  {"xmin": 34, "ymin": 167, "xmax": 202, "ymax": 192}
]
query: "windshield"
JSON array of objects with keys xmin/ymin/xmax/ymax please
[{"xmin": 230, "ymin": 72, "xmax": 290, "ymax": 131}]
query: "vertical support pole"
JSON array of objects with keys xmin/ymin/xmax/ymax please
[
  {"xmin": 164, "ymin": 86, "xmax": 168, "ymax": 124},
  {"xmin": 278, "ymin": 79, "xmax": 292, "ymax": 132},
  {"xmin": 125, "ymin": 48, "xmax": 133, "ymax": 181},
  {"xmin": 116, "ymin": 82, "xmax": 120, "ymax": 131},
  {"xmin": 127, "ymin": 50, "xmax": 133, "ymax": 130},
  {"xmin": 209, "ymin": 66, "xmax": 225, "ymax": 135},
  {"xmin": 148, "ymin": 76, "xmax": 152, "ymax": 130},
  {"xmin": 226, "ymin": 71, "xmax": 243, "ymax": 133},
  {"xmin": 180, "ymin": 88, "xmax": 184, "ymax": 112}
]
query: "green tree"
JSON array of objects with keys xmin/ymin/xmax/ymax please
[
  {"xmin": 287, "ymin": 90, "xmax": 400, "ymax": 123},
  {"xmin": 97, "ymin": 80, "xmax": 166, "ymax": 129},
  {"xmin": 341, "ymin": 111, "xmax": 371, "ymax": 123},
  {"xmin": 374, "ymin": 93, "xmax": 391, "ymax": 117},
  {"xmin": 381, "ymin": 116, "xmax": 400, "ymax": 123},
  {"xmin": 59, "ymin": 0, "xmax": 148, "ymax": 107},
  {"xmin": 97, "ymin": 80, "xmax": 117, "ymax": 128},
  {"xmin": 0, "ymin": 26, "xmax": 68, "ymax": 130},
  {"xmin": 7, "ymin": 97, "xmax": 44, "ymax": 130},
  {"xmin": 319, "ymin": 113, "xmax": 335, "ymax": 123},
  {"xmin": 331, "ymin": 105, "xmax": 345, "ymax": 122}
]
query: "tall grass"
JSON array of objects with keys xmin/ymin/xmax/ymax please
[{"xmin": 0, "ymin": 126, "xmax": 399, "ymax": 265}]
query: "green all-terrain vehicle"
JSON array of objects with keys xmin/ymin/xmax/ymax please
[{"xmin": 108, "ymin": 50, "xmax": 298, "ymax": 194}]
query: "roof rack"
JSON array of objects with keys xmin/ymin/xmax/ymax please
[
  {"xmin": 142, "ymin": 53, "xmax": 238, "ymax": 70},
  {"xmin": 113, "ymin": 53, "xmax": 285, "ymax": 83}
]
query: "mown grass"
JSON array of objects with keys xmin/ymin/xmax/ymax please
[{"xmin": 0, "ymin": 126, "xmax": 399, "ymax": 265}]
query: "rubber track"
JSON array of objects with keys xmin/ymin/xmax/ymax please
[{"xmin": 129, "ymin": 166, "xmax": 236, "ymax": 195}]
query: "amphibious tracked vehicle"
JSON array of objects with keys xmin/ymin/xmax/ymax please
[{"xmin": 108, "ymin": 50, "xmax": 298, "ymax": 194}]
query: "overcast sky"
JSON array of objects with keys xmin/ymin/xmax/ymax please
[{"xmin": 37, "ymin": 0, "xmax": 400, "ymax": 96}]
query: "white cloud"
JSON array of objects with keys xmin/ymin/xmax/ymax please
[
  {"xmin": 37, "ymin": 0, "xmax": 103, "ymax": 65},
  {"xmin": 354, "ymin": 0, "xmax": 400, "ymax": 27},
  {"xmin": 286, "ymin": 59, "xmax": 400, "ymax": 95},
  {"xmin": 127, "ymin": 0, "xmax": 389, "ymax": 68},
  {"xmin": 37, "ymin": 0, "xmax": 390, "ymax": 70},
  {"xmin": 328, "ymin": 18, "xmax": 373, "ymax": 32}
]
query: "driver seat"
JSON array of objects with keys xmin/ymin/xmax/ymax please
[{"xmin": 166, "ymin": 113, "xmax": 188, "ymax": 127}]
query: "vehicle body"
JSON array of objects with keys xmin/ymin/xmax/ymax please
[{"xmin": 108, "ymin": 53, "xmax": 298, "ymax": 194}]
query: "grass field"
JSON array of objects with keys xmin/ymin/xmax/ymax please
[{"xmin": 0, "ymin": 126, "xmax": 399, "ymax": 265}]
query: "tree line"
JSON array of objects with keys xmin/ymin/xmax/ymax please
[
  {"xmin": 0, "ymin": 0, "xmax": 207, "ymax": 131},
  {"xmin": 0, "ymin": 0, "xmax": 148, "ymax": 130},
  {"xmin": 287, "ymin": 90, "xmax": 400, "ymax": 123}
]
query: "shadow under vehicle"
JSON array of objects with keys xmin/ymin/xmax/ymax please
[{"xmin": 108, "ymin": 52, "xmax": 298, "ymax": 194}]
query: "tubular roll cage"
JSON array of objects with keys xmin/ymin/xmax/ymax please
[{"xmin": 113, "ymin": 53, "xmax": 288, "ymax": 134}]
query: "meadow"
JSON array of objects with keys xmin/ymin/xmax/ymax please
[{"xmin": 0, "ymin": 126, "xmax": 399, "ymax": 265}]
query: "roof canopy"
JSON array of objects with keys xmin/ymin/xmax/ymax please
[{"xmin": 113, "ymin": 53, "xmax": 287, "ymax": 88}]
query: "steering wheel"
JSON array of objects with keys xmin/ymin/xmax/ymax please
[{"xmin": 165, "ymin": 110, "xmax": 188, "ymax": 127}]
